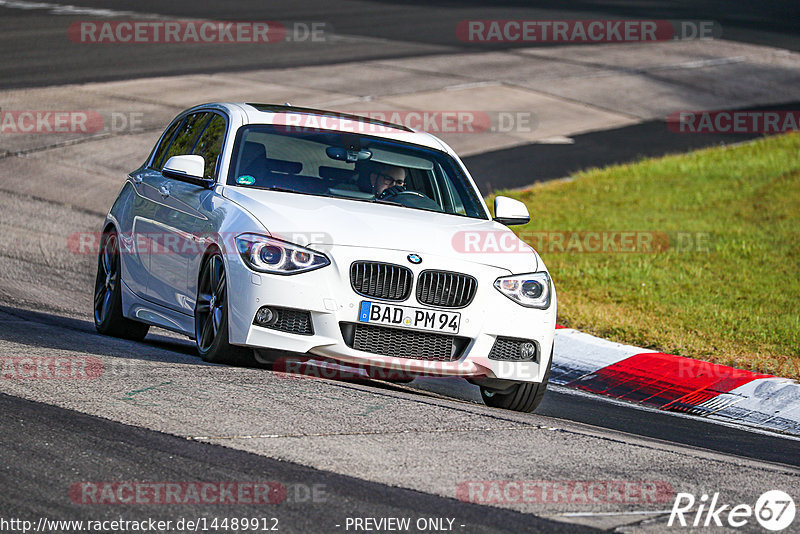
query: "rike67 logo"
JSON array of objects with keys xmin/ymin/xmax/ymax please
[{"xmin": 669, "ymin": 490, "xmax": 795, "ymax": 530}]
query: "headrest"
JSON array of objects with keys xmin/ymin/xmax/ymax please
[
  {"xmin": 265, "ymin": 158, "xmax": 302, "ymax": 174},
  {"xmin": 319, "ymin": 166, "xmax": 357, "ymax": 182},
  {"xmin": 241, "ymin": 141, "xmax": 266, "ymax": 163}
]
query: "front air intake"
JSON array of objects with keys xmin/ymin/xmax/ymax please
[
  {"xmin": 488, "ymin": 337, "xmax": 538, "ymax": 362},
  {"xmin": 350, "ymin": 261, "xmax": 413, "ymax": 301},
  {"xmin": 340, "ymin": 322, "xmax": 469, "ymax": 362},
  {"xmin": 416, "ymin": 270, "xmax": 477, "ymax": 308}
]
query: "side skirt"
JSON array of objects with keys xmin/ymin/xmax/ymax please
[{"xmin": 120, "ymin": 280, "xmax": 195, "ymax": 337}]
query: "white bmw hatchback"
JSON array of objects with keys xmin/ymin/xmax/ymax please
[{"xmin": 95, "ymin": 103, "xmax": 556, "ymax": 412}]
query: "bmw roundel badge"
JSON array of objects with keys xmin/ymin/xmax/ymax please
[{"xmin": 408, "ymin": 254, "xmax": 422, "ymax": 264}]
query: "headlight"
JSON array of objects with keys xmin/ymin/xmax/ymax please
[
  {"xmin": 235, "ymin": 233, "xmax": 330, "ymax": 274},
  {"xmin": 494, "ymin": 272, "xmax": 552, "ymax": 309}
]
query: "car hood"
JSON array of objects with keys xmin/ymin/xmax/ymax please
[{"xmin": 223, "ymin": 187, "xmax": 539, "ymax": 272}]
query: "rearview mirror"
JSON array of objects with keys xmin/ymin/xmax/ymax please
[
  {"xmin": 162, "ymin": 155, "xmax": 213, "ymax": 188},
  {"xmin": 493, "ymin": 196, "xmax": 530, "ymax": 226},
  {"xmin": 326, "ymin": 146, "xmax": 372, "ymax": 163}
]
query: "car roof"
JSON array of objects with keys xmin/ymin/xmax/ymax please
[{"xmin": 188, "ymin": 102, "xmax": 450, "ymax": 152}]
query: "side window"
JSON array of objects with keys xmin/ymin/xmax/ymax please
[
  {"xmin": 151, "ymin": 119, "xmax": 181, "ymax": 170},
  {"xmin": 158, "ymin": 112, "xmax": 211, "ymax": 169},
  {"xmin": 192, "ymin": 114, "xmax": 226, "ymax": 179}
]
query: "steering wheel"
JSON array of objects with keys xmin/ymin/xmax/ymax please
[
  {"xmin": 392, "ymin": 190, "xmax": 426, "ymax": 199},
  {"xmin": 382, "ymin": 190, "xmax": 443, "ymax": 212}
]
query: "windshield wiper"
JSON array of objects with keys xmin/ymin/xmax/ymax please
[
  {"xmin": 255, "ymin": 185, "xmax": 298, "ymax": 193},
  {"xmin": 249, "ymin": 185, "xmax": 324, "ymax": 197}
]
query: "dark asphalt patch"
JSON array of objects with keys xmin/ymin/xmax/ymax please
[
  {"xmin": 463, "ymin": 101, "xmax": 800, "ymax": 194},
  {"xmin": 0, "ymin": 392, "xmax": 596, "ymax": 533}
]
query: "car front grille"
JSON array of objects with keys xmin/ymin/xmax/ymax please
[
  {"xmin": 254, "ymin": 307, "xmax": 314, "ymax": 335},
  {"xmin": 350, "ymin": 261, "xmax": 413, "ymax": 301},
  {"xmin": 488, "ymin": 337, "xmax": 538, "ymax": 362},
  {"xmin": 340, "ymin": 322, "xmax": 468, "ymax": 362},
  {"xmin": 416, "ymin": 270, "xmax": 477, "ymax": 308}
]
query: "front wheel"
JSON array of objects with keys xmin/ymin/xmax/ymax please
[
  {"xmin": 480, "ymin": 352, "xmax": 552, "ymax": 413},
  {"xmin": 194, "ymin": 250, "xmax": 252, "ymax": 365},
  {"xmin": 94, "ymin": 230, "xmax": 150, "ymax": 341}
]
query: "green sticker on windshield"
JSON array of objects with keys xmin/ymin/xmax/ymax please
[{"xmin": 236, "ymin": 174, "xmax": 256, "ymax": 185}]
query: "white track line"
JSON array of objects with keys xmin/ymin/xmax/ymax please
[{"xmin": 0, "ymin": 0, "xmax": 163, "ymax": 18}]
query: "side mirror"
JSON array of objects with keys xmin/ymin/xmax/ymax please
[
  {"xmin": 493, "ymin": 196, "xmax": 530, "ymax": 226},
  {"xmin": 162, "ymin": 155, "xmax": 213, "ymax": 188}
]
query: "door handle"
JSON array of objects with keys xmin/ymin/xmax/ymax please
[{"xmin": 159, "ymin": 183, "xmax": 171, "ymax": 198}]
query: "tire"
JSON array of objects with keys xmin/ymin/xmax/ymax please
[
  {"xmin": 94, "ymin": 230, "xmax": 150, "ymax": 341},
  {"xmin": 480, "ymin": 348, "xmax": 552, "ymax": 413},
  {"xmin": 194, "ymin": 250, "xmax": 253, "ymax": 365}
]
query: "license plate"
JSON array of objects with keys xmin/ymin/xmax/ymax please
[{"xmin": 358, "ymin": 301, "xmax": 460, "ymax": 334}]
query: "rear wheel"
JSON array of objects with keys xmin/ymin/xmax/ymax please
[
  {"xmin": 480, "ymin": 350, "xmax": 552, "ymax": 413},
  {"xmin": 194, "ymin": 251, "xmax": 252, "ymax": 365},
  {"xmin": 93, "ymin": 230, "xmax": 150, "ymax": 340}
]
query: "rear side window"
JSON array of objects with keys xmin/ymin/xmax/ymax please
[
  {"xmin": 158, "ymin": 112, "xmax": 211, "ymax": 169},
  {"xmin": 192, "ymin": 114, "xmax": 226, "ymax": 179}
]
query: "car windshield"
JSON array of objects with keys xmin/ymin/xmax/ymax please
[{"xmin": 226, "ymin": 124, "xmax": 488, "ymax": 219}]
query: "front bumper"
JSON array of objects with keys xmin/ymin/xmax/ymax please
[{"xmin": 225, "ymin": 244, "xmax": 556, "ymax": 382}]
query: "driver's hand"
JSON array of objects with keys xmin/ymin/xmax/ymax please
[{"xmin": 377, "ymin": 185, "xmax": 405, "ymax": 199}]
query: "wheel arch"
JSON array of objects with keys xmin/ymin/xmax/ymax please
[
  {"xmin": 102, "ymin": 220, "xmax": 117, "ymax": 235},
  {"xmin": 196, "ymin": 242, "xmax": 224, "ymax": 286}
]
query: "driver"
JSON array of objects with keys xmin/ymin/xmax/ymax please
[{"xmin": 364, "ymin": 162, "xmax": 407, "ymax": 199}]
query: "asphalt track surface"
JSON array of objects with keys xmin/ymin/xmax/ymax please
[
  {"xmin": 2, "ymin": 393, "xmax": 589, "ymax": 533},
  {"xmin": 2, "ymin": 1, "xmax": 800, "ymax": 532},
  {"xmin": 0, "ymin": 0, "xmax": 799, "ymax": 89},
  {"xmin": 4, "ymin": 304, "xmax": 800, "ymax": 468}
]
